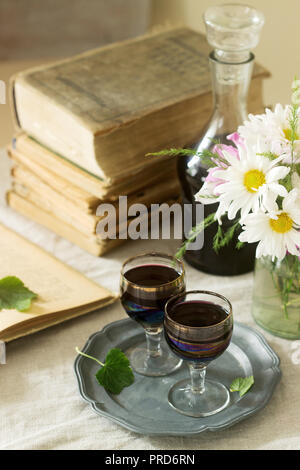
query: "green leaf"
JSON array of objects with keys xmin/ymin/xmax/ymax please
[
  {"xmin": 76, "ymin": 347, "xmax": 134, "ymax": 395},
  {"xmin": 96, "ymin": 348, "xmax": 135, "ymax": 394},
  {"xmin": 236, "ymin": 240, "xmax": 244, "ymax": 250},
  {"xmin": 175, "ymin": 212, "xmax": 217, "ymax": 259},
  {"xmin": 213, "ymin": 225, "xmax": 224, "ymax": 254},
  {"xmin": 0, "ymin": 276, "xmax": 37, "ymax": 311},
  {"xmin": 213, "ymin": 221, "xmax": 240, "ymax": 253},
  {"xmin": 146, "ymin": 147, "xmax": 221, "ymax": 168},
  {"xmin": 146, "ymin": 148, "xmax": 198, "ymax": 158},
  {"xmin": 256, "ymin": 151, "xmax": 278, "ymax": 160},
  {"xmin": 230, "ymin": 376, "xmax": 254, "ymax": 397}
]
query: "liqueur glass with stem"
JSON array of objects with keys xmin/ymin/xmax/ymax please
[
  {"xmin": 120, "ymin": 252, "xmax": 185, "ymax": 377},
  {"xmin": 164, "ymin": 290, "xmax": 233, "ymax": 417}
]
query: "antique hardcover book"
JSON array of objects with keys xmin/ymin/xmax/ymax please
[
  {"xmin": 10, "ymin": 163, "xmax": 179, "ymax": 236},
  {"xmin": 6, "ymin": 191, "xmax": 123, "ymax": 256},
  {"xmin": 11, "ymin": 27, "xmax": 269, "ymax": 181},
  {"xmin": 9, "ymin": 134, "xmax": 178, "ymax": 200},
  {"xmin": 0, "ymin": 224, "xmax": 117, "ymax": 342},
  {"xmin": 7, "ymin": 191, "xmax": 179, "ymax": 256}
]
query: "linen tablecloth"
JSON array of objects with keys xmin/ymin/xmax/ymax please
[{"xmin": 0, "ymin": 149, "xmax": 299, "ymax": 450}]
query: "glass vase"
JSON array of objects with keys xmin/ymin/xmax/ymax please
[
  {"xmin": 252, "ymin": 255, "xmax": 300, "ymax": 339},
  {"xmin": 177, "ymin": 5, "xmax": 264, "ymax": 275}
]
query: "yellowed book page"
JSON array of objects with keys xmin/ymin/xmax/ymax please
[
  {"xmin": 7, "ymin": 191, "xmax": 124, "ymax": 255},
  {"xmin": 11, "ymin": 164, "xmax": 100, "ymax": 232},
  {"xmin": 14, "ymin": 133, "xmax": 111, "ymax": 196},
  {"xmin": 8, "ymin": 146, "xmax": 99, "ymax": 211},
  {"xmin": 11, "ymin": 173, "xmax": 180, "ymax": 238},
  {"xmin": 12, "ymin": 133, "xmax": 179, "ymax": 197},
  {"xmin": 0, "ymin": 223, "xmax": 117, "ymax": 340},
  {"xmin": 12, "ymin": 181, "xmax": 97, "ymax": 235},
  {"xmin": 1, "ymin": 299, "xmax": 115, "ymax": 342}
]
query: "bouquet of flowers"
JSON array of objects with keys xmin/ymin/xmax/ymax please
[
  {"xmin": 194, "ymin": 91, "xmax": 300, "ymax": 262},
  {"xmin": 192, "ymin": 80, "xmax": 300, "ymax": 330},
  {"xmin": 151, "ymin": 80, "xmax": 300, "ymax": 334}
]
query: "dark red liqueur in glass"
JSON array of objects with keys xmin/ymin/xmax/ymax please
[
  {"xmin": 121, "ymin": 264, "xmax": 184, "ymax": 328},
  {"xmin": 164, "ymin": 300, "xmax": 232, "ymax": 363}
]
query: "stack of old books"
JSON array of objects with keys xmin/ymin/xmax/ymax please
[{"xmin": 7, "ymin": 27, "xmax": 269, "ymax": 256}]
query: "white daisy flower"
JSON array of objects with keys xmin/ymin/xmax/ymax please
[
  {"xmin": 195, "ymin": 167, "xmax": 227, "ymax": 205},
  {"xmin": 210, "ymin": 143, "xmax": 290, "ymax": 223},
  {"xmin": 239, "ymin": 104, "xmax": 300, "ymax": 163},
  {"xmin": 238, "ymin": 112, "xmax": 267, "ymax": 146},
  {"xmin": 239, "ymin": 189, "xmax": 300, "ymax": 261}
]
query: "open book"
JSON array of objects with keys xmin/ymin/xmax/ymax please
[{"xmin": 0, "ymin": 224, "xmax": 118, "ymax": 342}]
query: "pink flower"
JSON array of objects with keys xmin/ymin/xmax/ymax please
[
  {"xmin": 227, "ymin": 132, "xmax": 245, "ymax": 151},
  {"xmin": 206, "ymin": 167, "xmax": 226, "ymax": 188},
  {"xmin": 210, "ymin": 132, "xmax": 244, "ymax": 169},
  {"xmin": 195, "ymin": 133, "xmax": 248, "ymax": 206}
]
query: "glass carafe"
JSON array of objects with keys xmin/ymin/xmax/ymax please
[{"xmin": 178, "ymin": 4, "xmax": 265, "ymax": 275}]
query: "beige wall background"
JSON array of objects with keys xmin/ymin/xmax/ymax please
[{"xmin": 151, "ymin": 0, "xmax": 300, "ymax": 107}]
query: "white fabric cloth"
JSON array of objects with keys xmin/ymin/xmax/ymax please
[{"xmin": 0, "ymin": 149, "xmax": 299, "ymax": 450}]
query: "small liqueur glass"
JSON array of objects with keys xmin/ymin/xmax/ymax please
[
  {"xmin": 120, "ymin": 252, "xmax": 185, "ymax": 377},
  {"xmin": 164, "ymin": 290, "xmax": 233, "ymax": 417}
]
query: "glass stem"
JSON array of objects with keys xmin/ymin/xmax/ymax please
[
  {"xmin": 145, "ymin": 327, "xmax": 163, "ymax": 358},
  {"xmin": 188, "ymin": 362, "xmax": 206, "ymax": 394}
]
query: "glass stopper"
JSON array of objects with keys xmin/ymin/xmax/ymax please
[{"xmin": 203, "ymin": 4, "xmax": 265, "ymax": 63}]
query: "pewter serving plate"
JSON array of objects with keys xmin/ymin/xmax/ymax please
[{"xmin": 74, "ymin": 318, "xmax": 281, "ymax": 436}]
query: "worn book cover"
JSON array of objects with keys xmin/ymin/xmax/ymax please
[{"xmin": 11, "ymin": 27, "xmax": 269, "ymax": 180}]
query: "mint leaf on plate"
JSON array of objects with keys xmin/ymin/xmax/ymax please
[
  {"xmin": 230, "ymin": 376, "xmax": 254, "ymax": 397},
  {"xmin": 0, "ymin": 276, "xmax": 38, "ymax": 312},
  {"xmin": 96, "ymin": 348, "xmax": 135, "ymax": 394},
  {"xmin": 75, "ymin": 347, "xmax": 134, "ymax": 395}
]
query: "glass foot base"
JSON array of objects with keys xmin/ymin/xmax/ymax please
[
  {"xmin": 168, "ymin": 378, "xmax": 230, "ymax": 417},
  {"xmin": 129, "ymin": 341, "xmax": 183, "ymax": 377}
]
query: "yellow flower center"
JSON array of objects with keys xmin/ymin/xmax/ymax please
[
  {"xmin": 269, "ymin": 213, "xmax": 293, "ymax": 233},
  {"xmin": 283, "ymin": 128, "xmax": 299, "ymax": 141},
  {"xmin": 243, "ymin": 169, "xmax": 266, "ymax": 193}
]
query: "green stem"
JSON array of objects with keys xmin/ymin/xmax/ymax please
[
  {"xmin": 213, "ymin": 220, "xmax": 240, "ymax": 253},
  {"xmin": 75, "ymin": 347, "xmax": 104, "ymax": 367},
  {"xmin": 285, "ymin": 297, "xmax": 300, "ymax": 307},
  {"xmin": 268, "ymin": 255, "xmax": 300, "ymax": 319},
  {"xmin": 176, "ymin": 212, "xmax": 216, "ymax": 259}
]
